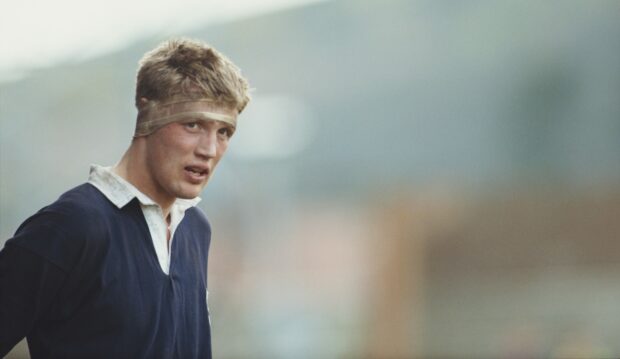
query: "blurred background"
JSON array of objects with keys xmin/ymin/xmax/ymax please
[{"xmin": 1, "ymin": 0, "xmax": 620, "ymax": 358}]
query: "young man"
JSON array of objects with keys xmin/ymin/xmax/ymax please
[{"xmin": 0, "ymin": 38, "xmax": 250, "ymax": 358}]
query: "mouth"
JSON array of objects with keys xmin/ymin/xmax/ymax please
[{"xmin": 184, "ymin": 165, "xmax": 209, "ymax": 184}]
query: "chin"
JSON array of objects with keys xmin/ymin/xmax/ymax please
[
  {"xmin": 176, "ymin": 185, "xmax": 205, "ymax": 199},
  {"xmin": 176, "ymin": 190, "xmax": 201, "ymax": 200}
]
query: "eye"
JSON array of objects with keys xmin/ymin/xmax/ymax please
[
  {"xmin": 217, "ymin": 126, "xmax": 234, "ymax": 139},
  {"xmin": 183, "ymin": 121, "xmax": 200, "ymax": 131}
]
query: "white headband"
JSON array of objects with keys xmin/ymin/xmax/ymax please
[{"xmin": 135, "ymin": 99, "xmax": 237, "ymax": 137}]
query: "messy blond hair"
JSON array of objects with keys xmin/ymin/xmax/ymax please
[{"xmin": 135, "ymin": 38, "xmax": 250, "ymax": 113}]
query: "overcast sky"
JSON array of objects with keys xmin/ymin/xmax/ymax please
[{"xmin": 0, "ymin": 0, "xmax": 326, "ymax": 82}]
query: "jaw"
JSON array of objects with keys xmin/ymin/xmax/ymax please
[{"xmin": 173, "ymin": 173, "xmax": 211, "ymax": 199}]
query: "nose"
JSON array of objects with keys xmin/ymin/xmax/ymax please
[{"xmin": 195, "ymin": 129, "xmax": 217, "ymax": 159}]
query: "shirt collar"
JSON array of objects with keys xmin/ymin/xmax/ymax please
[{"xmin": 87, "ymin": 164, "xmax": 201, "ymax": 210}]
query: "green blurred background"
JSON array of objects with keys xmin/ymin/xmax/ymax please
[{"xmin": 1, "ymin": 0, "xmax": 620, "ymax": 358}]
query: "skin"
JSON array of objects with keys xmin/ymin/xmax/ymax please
[{"xmin": 114, "ymin": 97, "xmax": 237, "ymax": 222}]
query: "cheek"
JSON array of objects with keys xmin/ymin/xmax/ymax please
[
  {"xmin": 155, "ymin": 131, "xmax": 197, "ymax": 159},
  {"xmin": 218, "ymin": 140, "xmax": 229, "ymax": 155},
  {"xmin": 146, "ymin": 147, "xmax": 171, "ymax": 181},
  {"xmin": 145, "ymin": 138, "xmax": 190, "ymax": 178}
]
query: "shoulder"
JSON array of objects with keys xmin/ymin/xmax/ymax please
[
  {"xmin": 177, "ymin": 206, "xmax": 212, "ymax": 259},
  {"xmin": 183, "ymin": 206, "xmax": 212, "ymax": 234},
  {"xmin": 18, "ymin": 184, "xmax": 111, "ymax": 236},
  {"xmin": 54, "ymin": 183, "xmax": 113, "ymax": 218},
  {"xmin": 6, "ymin": 183, "xmax": 114, "ymax": 271},
  {"xmin": 178, "ymin": 206, "xmax": 212, "ymax": 251}
]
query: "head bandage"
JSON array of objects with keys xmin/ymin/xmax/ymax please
[{"xmin": 134, "ymin": 98, "xmax": 238, "ymax": 137}]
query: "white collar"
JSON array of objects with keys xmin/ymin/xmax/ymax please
[{"xmin": 87, "ymin": 164, "xmax": 201, "ymax": 210}]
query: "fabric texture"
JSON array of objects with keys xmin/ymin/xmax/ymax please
[{"xmin": 0, "ymin": 183, "xmax": 212, "ymax": 359}]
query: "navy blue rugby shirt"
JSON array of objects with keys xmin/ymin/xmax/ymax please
[{"xmin": 0, "ymin": 183, "xmax": 212, "ymax": 358}]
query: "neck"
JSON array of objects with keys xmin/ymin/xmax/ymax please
[{"xmin": 113, "ymin": 139, "xmax": 174, "ymax": 219}]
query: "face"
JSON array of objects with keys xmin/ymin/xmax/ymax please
[{"xmin": 141, "ymin": 101, "xmax": 237, "ymax": 206}]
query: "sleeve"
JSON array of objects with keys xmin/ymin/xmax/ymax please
[
  {"xmin": 0, "ymin": 207, "xmax": 86, "ymax": 357},
  {"xmin": 0, "ymin": 244, "xmax": 67, "ymax": 357}
]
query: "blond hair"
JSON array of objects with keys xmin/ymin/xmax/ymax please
[{"xmin": 135, "ymin": 38, "xmax": 250, "ymax": 113}]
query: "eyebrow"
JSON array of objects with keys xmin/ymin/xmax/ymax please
[{"xmin": 136, "ymin": 111, "xmax": 237, "ymax": 136}]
